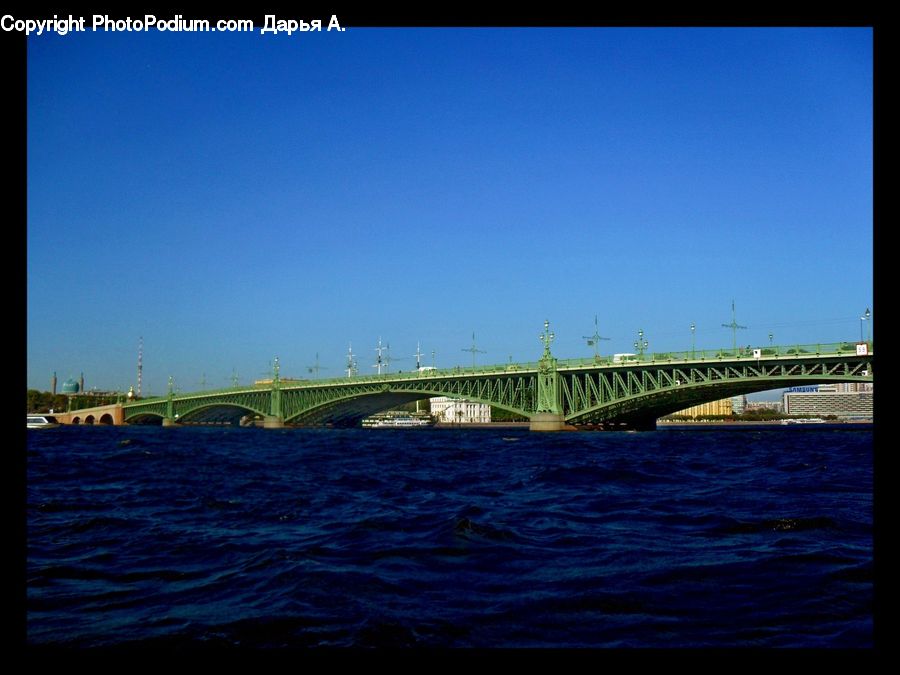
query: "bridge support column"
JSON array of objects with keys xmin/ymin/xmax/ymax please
[
  {"xmin": 263, "ymin": 415, "xmax": 284, "ymax": 429},
  {"xmin": 162, "ymin": 417, "xmax": 177, "ymax": 427},
  {"xmin": 532, "ymin": 321, "xmax": 566, "ymax": 431},
  {"xmin": 530, "ymin": 412, "xmax": 566, "ymax": 432}
]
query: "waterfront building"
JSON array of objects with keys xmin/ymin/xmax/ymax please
[
  {"xmin": 731, "ymin": 395, "xmax": 747, "ymax": 415},
  {"xmin": 832, "ymin": 382, "xmax": 873, "ymax": 393},
  {"xmin": 430, "ymin": 396, "xmax": 492, "ymax": 424},
  {"xmin": 673, "ymin": 398, "xmax": 733, "ymax": 418},
  {"xmin": 746, "ymin": 401, "xmax": 783, "ymax": 413},
  {"xmin": 782, "ymin": 389, "xmax": 873, "ymax": 419}
]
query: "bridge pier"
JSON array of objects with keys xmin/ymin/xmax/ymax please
[
  {"xmin": 162, "ymin": 417, "xmax": 177, "ymax": 427},
  {"xmin": 263, "ymin": 415, "xmax": 284, "ymax": 429},
  {"xmin": 529, "ymin": 412, "xmax": 567, "ymax": 432},
  {"xmin": 631, "ymin": 418, "xmax": 658, "ymax": 432}
]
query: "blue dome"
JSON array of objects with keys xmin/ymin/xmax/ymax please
[{"xmin": 61, "ymin": 378, "xmax": 80, "ymax": 394}]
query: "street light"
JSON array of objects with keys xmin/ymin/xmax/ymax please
[
  {"xmin": 634, "ymin": 329, "xmax": 648, "ymax": 359},
  {"xmin": 690, "ymin": 322, "xmax": 695, "ymax": 358},
  {"xmin": 860, "ymin": 307, "xmax": 871, "ymax": 343}
]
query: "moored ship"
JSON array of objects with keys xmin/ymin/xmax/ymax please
[{"xmin": 361, "ymin": 411, "xmax": 435, "ymax": 428}]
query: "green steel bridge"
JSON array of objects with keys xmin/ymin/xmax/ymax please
[{"xmin": 121, "ymin": 326, "xmax": 873, "ymax": 431}]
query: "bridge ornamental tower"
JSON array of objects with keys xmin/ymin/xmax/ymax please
[
  {"xmin": 162, "ymin": 376, "xmax": 177, "ymax": 426},
  {"xmin": 531, "ymin": 320, "xmax": 567, "ymax": 431},
  {"xmin": 264, "ymin": 356, "xmax": 285, "ymax": 428}
]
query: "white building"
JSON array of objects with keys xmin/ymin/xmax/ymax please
[
  {"xmin": 430, "ymin": 396, "xmax": 491, "ymax": 424},
  {"xmin": 832, "ymin": 382, "xmax": 873, "ymax": 393},
  {"xmin": 782, "ymin": 388, "xmax": 873, "ymax": 419},
  {"xmin": 746, "ymin": 401, "xmax": 783, "ymax": 413}
]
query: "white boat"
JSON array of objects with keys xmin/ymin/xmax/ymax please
[
  {"xmin": 781, "ymin": 418, "xmax": 827, "ymax": 424},
  {"xmin": 27, "ymin": 415, "xmax": 60, "ymax": 429},
  {"xmin": 361, "ymin": 412, "xmax": 435, "ymax": 428}
]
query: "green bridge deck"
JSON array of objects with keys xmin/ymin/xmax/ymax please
[{"xmin": 122, "ymin": 340, "xmax": 873, "ymax": 431}]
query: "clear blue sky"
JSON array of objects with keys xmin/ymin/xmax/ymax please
[{"xmin": 26, "ymin": 26, "xmax": 872, "ymax": 397}]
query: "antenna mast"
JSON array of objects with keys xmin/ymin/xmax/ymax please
[
  {"xmin": 373, "ymin": 337, "xmax": 386, "ymax": 375},
  {"xmin": 721, "ymin": 300, "xmax": 748, "ymax": 353},
  {"xmin": 414, "ymin": 341, "xmax": 424, "ymax": 370},
  {"xmin": 462, "ymin": 332, "xmax": 486, "ymax": 369},
  {"xmin": 583, "ymin": 315, "xmax": 611, "ymax": 359},
  {"xmin": 137, "ymin": 336, "xmax": 143, "ymax": 398},
  {"xmin": 307, "ymin": 352, "xmax": 328, "ymax": 378},
  {"xmin": 384, "ymin": 342, "xmax": 405, "ymax": 373},
  {"xmin": 346, "ymin": 343, "xmax": 358, "ymax": 378}
]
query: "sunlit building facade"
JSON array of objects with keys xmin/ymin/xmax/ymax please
[
  {"xmin": 782, "ymin": 389, "xmax": 873, "ymax": 418},
  {"xmin": 430, "ymin": 396, "xmax": 491, "ymax": 424},
  {"xmin": 673, "ymin": 398, "xmax": 733, "ymax": 418}
]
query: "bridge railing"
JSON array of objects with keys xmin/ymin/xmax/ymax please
[
  {"xmin": 124, "ymin": 340, "xmax": 872, "ymax": 405},
  {"xmin": 553, "ymin": 340, "xmax": 872, "ymax": 370}
]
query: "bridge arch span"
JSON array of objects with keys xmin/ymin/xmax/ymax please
[
  {"xmin": 284, "ymin": 387, "xmax": 528, "ymax": 427},
  {"xmin": 118, "ymin": 346, "xmax": 872, "ymax": 431},
  {"xmin": 174, "ymin": 402, "xmax": 264, "ymax": 426},
  {"xmin": 124, "ymin": 413, "xmax": 165, "ymax": 425},
  {"xmin": 566, "ymin": 375, "xmax": 872, "ymax": 426}
]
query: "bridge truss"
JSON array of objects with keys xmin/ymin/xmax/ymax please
[{"xmin": 122, "ymin": 342, "xmax": 872, "ymax": 430}]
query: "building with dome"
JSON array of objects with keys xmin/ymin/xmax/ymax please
[{"xmin": 61, "ymin": 377, "xmax": 80, "ymax": 395}]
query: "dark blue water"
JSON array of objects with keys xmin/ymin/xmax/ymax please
[{"xmin": 26, "ymin": 425, "xmax": 873, "ymax": 647}]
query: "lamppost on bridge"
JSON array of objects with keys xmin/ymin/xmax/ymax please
[
  {"xmin": 540, "ymin": 320, "xmax": 555, "ymax": 359},
  {"xmin": 769, "ymin": 332, "xmax": 774, "ymax": 349},
  {"xmin": 163, "ymin": 375, "xmax": 176, "ymax": 426},
  {"xmin": 634, "ymin": 329, "xmax": 648, "ymax": 359},
  {"xmin": 860, "ymin": 307, "xmax": 870, "ymax": 343},
  {"xmin": 531, "ymin": 319, "xmax": 565, "ymax": 431},
  {"xmin": 690, "ymin": 322, "xmax": 696, "ymax": 359},
  {"xmin": 258, "ymin": 356, "xmax": 285, "ymax": 429}
]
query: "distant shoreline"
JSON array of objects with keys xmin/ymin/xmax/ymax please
[
  {"xmin": 657, "ymin": 419, "xmax": 872, "ymax": 427},
  {"xmin": 432, "ymin": 420, "xmax": 873, "ymax": 429},
  {"xmin": 427, "ymin": 419, "xmax": 873, "ymax": 429}
]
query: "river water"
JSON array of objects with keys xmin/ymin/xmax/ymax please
[{"xmin": 26, "ymin": 424, "xmax": 873, "ymax": 647}]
